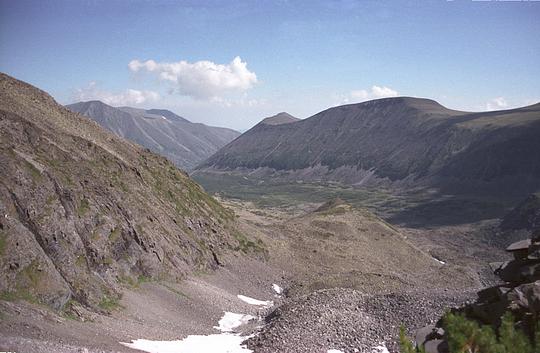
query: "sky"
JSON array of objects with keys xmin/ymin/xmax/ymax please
[{"xmin": 1, "ymin": 0, "xmax": 539, "ymax": 130}]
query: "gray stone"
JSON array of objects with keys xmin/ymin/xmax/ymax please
[{"xmin": 424, "ymin": 339, "xmax": 448, "ymax": 353}]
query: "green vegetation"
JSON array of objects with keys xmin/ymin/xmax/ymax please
[
  {"xmin": 61, "ymin": 299, "xmax": 80, "ymax": 321},
  {"xmin": 399, "ymin": 312, "xmax": 539, "ymax": 353},
  {"xmin": 232, "ymin": 230, "xmax": 266, "ymax": 254},
  {"xmin": 0, "ymin": 230, "xmax": 6, "ymax": 256},
  {"xmin": 1, "ymin": 261, "xmax": 44, "ymax": 304},
  {"xmin": 78, "ymin": 198, "xmax": 90, "ymax": 217},
  {"xmin": 162, "ymin": 283, "xmax": 190, "ymax": 299},
  {"xmin": 108, "ymin": 226, "xmax": 121, "ymax": 242},
  {"xmin": 23, "ymin": 160, "xmax": 42, "ymax": 181},
  {"xmin": 118, "ymin": 273, "xmax": 152, "ymax": 288},
  {"xmin": 137, "ymin": 274, "xmax": 151, "ymax": 285},
  {"xmin": 20, "ymin": 260, "xmax": 41, "ymax": 287},
  {"xmin": 75, "ymin": 254, "xmax": 86, "ymax": 267},
  {"xmin": 0, "ymin": 289, "xmax": 38, "ymax": 304},
  {"xmin": 400, "ymin": 325, "xmax": 425, "ymax": 353},
  {"xmin": 98, "ymin": 295, "xmax": 122, "ymax": 311}
]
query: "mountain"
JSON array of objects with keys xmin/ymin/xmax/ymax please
[
  {"xmin": 260, "ymin": 112, "xmax": 300, "ymax": 125},
  {"xmin": 0, "ymin": 73, "xmax": 240, "ymax": 311},
  {"xmin": 66, "ymin": 101, "xmax": 240, "ymax": 171},
  {"xmin": 500, "ymin": 192, "xmax": 540, "ymax": 231},
  {"xmin": 195, "ymin": 97, "xmax": 540, "ymax": 196}
]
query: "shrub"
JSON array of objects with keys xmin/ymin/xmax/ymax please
[{"xmin": 400, "ymin": 312, "xmax": 539, "ymax": 353}]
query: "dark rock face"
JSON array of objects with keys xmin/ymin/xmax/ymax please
[
  {"xmin": 501, "ymin": 193, "xmax": 540, "ymax": 231},
  {"xmin": 0, "ymin": 73, "xmax": 237, "ymax": 311},
  {"xmin": 67, "ymin": 101, "xmax": 240, "ymax": 171},
  {"xmin": 197, "ymin": 97, "xmax": 540, "ymax": 196},
  {"xmin": 417, "ymin": 231, "xmax": 540, "ymax": 352}
]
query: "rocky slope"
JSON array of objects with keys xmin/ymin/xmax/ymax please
[
  {"xmin": 196, "ymin": 98, "xmax": 540, "ymax": 197},
  {"xmin": 67, "ymin": 100, "xmax": 240, "ymax": 171},
  {"xmin": 0, "ymin": 72, "xmax": 241, "ymax": 312},
  {"xmin": 500, "ymin": 192, "xmax": 540, "ymax": 231}
]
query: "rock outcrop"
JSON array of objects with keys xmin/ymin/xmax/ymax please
[
  {"xmin": 0, "ymin": 73, "xmax": 240, "ymax": 312},
  {"xmin": 501, "ymin": 192, "xmax": 540, "ymax": 231},
  {"xmin": 416, "ymin": 228, "xmax": 540, "ymax": 352}
]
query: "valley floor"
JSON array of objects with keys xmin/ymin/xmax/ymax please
[{"xmin": 0, "ymin": 199, "xmax": 512, "ymax": 353}]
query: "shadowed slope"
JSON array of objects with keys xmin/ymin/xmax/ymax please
[{"xmin": 67, "ymin": 101, "xmax": 240, "ymax": 171}]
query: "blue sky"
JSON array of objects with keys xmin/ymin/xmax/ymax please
[{"xmin": 1, "ymin": 0, "xmax": 539, "ymax": 130}]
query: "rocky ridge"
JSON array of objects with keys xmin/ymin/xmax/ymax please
[
  {"xmin": 196, "ymin": 98, "xmax": 540, "ymax": 198},
  {"xmin": 0, "ymin": 73, "xmax": 242, "ymax": 313},
  {"xmin": 67, "ymin": 100, "xmax": 240, "ymax": 171}
]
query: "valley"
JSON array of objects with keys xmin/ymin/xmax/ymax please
[
  {"xmin": 0, "ymin": 196, "xmax": 510, "ymax": 353},
  {"xmin": 0, "ymin": 72, "xmax": 537, "ymax": 353}
]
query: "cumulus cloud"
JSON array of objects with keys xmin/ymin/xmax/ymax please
[
  {"xmin": 342, "ymin": 85, "xmax": 399, "ymax": 104},
  {"xmin": 128, "ymin": 56, "xmax": 257, "ymax": 100},
  {"xmin": 485, "ymin": 97, "xmax": 508, "ymax": 111},
  {"xmin": 73, "ymin": 82, "xmax": 160, "ymax": 106}
]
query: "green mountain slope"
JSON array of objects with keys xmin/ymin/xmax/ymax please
[{"xmin": 0, "ymin": 73, "xmax": 238, "ymax": 311}]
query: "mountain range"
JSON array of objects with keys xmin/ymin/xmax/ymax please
[
  {"xmin": 196, "ymin": 97, "xmax": 540, "ymax": 197},
  {"xmin": 0, "ymin": 73, "xmax": 238, "ymax": 310},
  {"xmin": 67, "ymin": 101, "xmax": 240, "ymax": 171}
]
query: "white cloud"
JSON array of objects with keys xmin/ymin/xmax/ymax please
[
  {"xmin": 341, "ymin": 85, "xmax": 399, "ymax": 104},
  {"xmin": 485, "ymin": 97, "xmax": 508, "ymax": 111},
  {"xmin": 371, "ymin": 85, "xmax": 399, "ymax": 98},
  {"xmin": 128, "ymin": 56, "xmax": 258, "ymax": 100},
  {"xmin": 73, "ymin": 82, "xmax": 160, "ymax": 106}
]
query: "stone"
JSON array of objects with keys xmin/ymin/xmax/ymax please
[
  {"xmin": 415, "ymin": 325, "xmax": 436, "ymax": 346},
  {"xmin": 506, "ymin": 239, "xmax": 531, "ymax": 260},
  {"xmin": 424, "ymin": 339, "xmax": 448, "ymax": 353}
]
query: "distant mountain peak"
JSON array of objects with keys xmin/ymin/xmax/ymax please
[
  {"xmin": 260, "ymin": 112, "xmax": 299, "ymax": 125},
  {"xmin": 66, "ymin": 100, "xmax": 240, "ymax": 171}
]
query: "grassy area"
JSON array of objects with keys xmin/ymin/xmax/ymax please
[
  {"xmin": 194, "ymin": 172, "xmax": 519, "ymax": 227},
  {"xmin": 98, "ymin": 295, "xmax": 123, "ymax": 311},
  {"xmin": 77, "ymin": 198, "xmax": 90, "ymax": 217},
  {"xmin": 194, "ymin": 172, "xmax": 421, "ymax": 214},
  {"xmin": 232, "ymin": 230, "xmax": 267, "ymax": 255},
  {"xmin": 0, "ymin": 230, "xmax": 6, "ymax": 256}
]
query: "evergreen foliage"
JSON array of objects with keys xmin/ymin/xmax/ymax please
[{"xmin": 399, "ymin": 312, "xmax": 539, "ymax": 353}]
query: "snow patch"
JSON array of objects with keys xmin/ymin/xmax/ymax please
[
  {"xmin": 432, "ymin": 257, "xmax": 446, "ymax": 265},
  {"xmin": 120, "ymin": 334, "xmax": 252, "ymax": 353},
  {"xmin": 214, "ymin": 312, "xmax": 256, "ymax": 332},
  {"xmin": 121, "ymin": 311, "xmax": 255, "ymax": 353},
  {"xmin": 327, "ymin": 349, "xmax": 345, "ymax": 353},
  {"xmin": 272, "ymin": 283, "xmax": 283, "ymax": 295},
  {"xmin": 237, "ymin": 294, "xmax": 273, "ymax": 307}
]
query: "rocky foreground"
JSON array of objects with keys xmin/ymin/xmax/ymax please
[{"xmin": 248, "ymin": 288, "xmax": 475, "ymax": 353}]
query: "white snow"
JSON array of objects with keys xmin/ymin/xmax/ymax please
[
  {"xmin": 432, "ymin": 257, "xmax": 446, "ymax": 265},
  {"xmin": 237, "ymin": 294, "xmax": 273, "ymax": 307},
  {"xmin": 272, "ymin": 283, "xmax": 283, "ymax": 295},
  {"xmin": 327, "ymin": 350, "xmax": 345, "ymax": 353},
  {"xmin": 121, "ymin": 311, "xmax": 255, "ymax": 353},
  {"xmin": 372, "ymin": 343, "xmax": 390, "ymax": 353},
  {"xmin": 214, "ymin": 312, "xmax": 256, "ymax": 332},
  {"xmin": 120, "ymin": 334, "xmax": 252, "ymax": 353}
]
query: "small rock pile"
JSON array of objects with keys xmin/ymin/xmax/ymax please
[{"xmin": 416, "ymin": 229, "xmax": 540, "ymax": 353}]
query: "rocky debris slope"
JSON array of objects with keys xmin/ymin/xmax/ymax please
[
  {"xmin": 67, "ymin": 101, "xmax": 240, "ymax": 171},
  {"xmin": 0, "ymin": 73, "xmax": 241, "ymax": 313},
  {"xmin": 416, "ymin": 228, "xmax": 540, "ymax": 352},
  {"xmin": 247, "ymin": 288, "xmax": 474, "ymax": 353}
]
